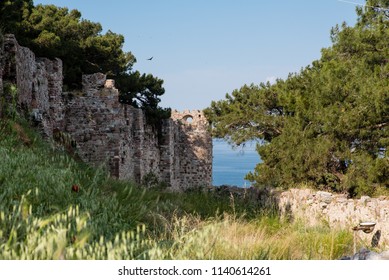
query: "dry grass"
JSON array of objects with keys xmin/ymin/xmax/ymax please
[{"xmin": 158, "ymin": 213, "xmax": 354, "ymax": 260}]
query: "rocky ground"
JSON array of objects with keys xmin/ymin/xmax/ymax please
[{"xmin": 341, "ymin": 248, "xmax": 389, "ymax": 260}]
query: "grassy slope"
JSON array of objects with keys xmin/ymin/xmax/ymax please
[{"xmin": 0, "ymin": 119, "xmax": 354, "ymax": 259}]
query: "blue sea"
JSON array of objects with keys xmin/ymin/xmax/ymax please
[{"xmin": 212, "ymin": 139, "xmax": 261, "ymax": 187}]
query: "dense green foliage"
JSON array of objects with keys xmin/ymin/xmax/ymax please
[
  {"xmin": 117, "ymin": 71, "xmax": 172, "ymax": 125},
  {"xmin": 0, "ymin": 118, "xmax": 355, "ymax": 259},
  {"xmin": 1, "ymin": 1, "xmax": 132, "ymax": 86},
  {"xmin": 0, "ymin": 0, "xmax": 169, "ymax": 122},
  {"xmin": 205, "ymin": 0, "xmax": 389, "ymax": 196},
  {"xmin": 0, "ymin": 0, "xmax": 33, "ymax": 40}
]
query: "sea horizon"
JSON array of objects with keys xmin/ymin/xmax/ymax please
[{"xmin": 212, "ymin": 139, "xmax": 261, "ymax": 187}]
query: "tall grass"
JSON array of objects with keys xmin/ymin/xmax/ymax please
[
  {"xmin": 154, "ymin": 213, "xmax": 353, "ymax": 260},
  {"xmin": 0, "ymin": 119, "xmax": 160, "ymax": 242},
  {"xmin": 0, "ymin": 119, "xmax": 356, "ymax": 259}
]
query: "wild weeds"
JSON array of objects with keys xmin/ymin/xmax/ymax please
[
  {"xmin": 0, "ymin": 119, "xmax": 355, "ymax": 260},
  {"xmin": 152, "ymin": 213, "xmax": 353, "ymax": 260},
  {"xmin": 0, "ymin": 197, "xmax": 160, "ymax": 260}
]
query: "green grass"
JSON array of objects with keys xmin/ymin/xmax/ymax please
[{"xmin": 0, "ymin": 118, "xmax": 356, "ymax": 259}]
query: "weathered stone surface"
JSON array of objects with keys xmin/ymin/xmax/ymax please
[
  {"xmin": 82, "ymin": 73, "xmax": 106, "ymax": 96},
  {"xmin": 0, "ymin": 34, "xmax": 64, "ymax": 137},
  {"xmin": 278, "ymin": 188, "xmax": 389, "ymax": 246},
  {"xmin": 169, "ymin": 110, "xmax": 213, "ymax": 190},
  {"xmin": 316, "ymin": 191, "xmax": 333, "ymax": 204},
  {"xmin": 0, "ymin": 35, "xmax": 212, "ymax": 190}
]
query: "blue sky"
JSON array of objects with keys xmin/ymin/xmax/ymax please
[{"xmin": 34, "ymin": 0, "xmax": 360, "ymax": 111}]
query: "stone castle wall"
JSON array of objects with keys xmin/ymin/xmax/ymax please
[
  {"xmin": 0, "ymin": 34, "xmax": 212, "ymax": 190},
  {"xmin": 171, "ymin": 110, "xmax": 213, "ymax": 189}
]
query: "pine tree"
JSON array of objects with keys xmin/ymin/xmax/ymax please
[{"xmin": 205, "ymin": 0, "xmax": 388, "ymax": 196}]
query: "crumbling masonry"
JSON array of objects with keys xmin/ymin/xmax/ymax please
[{"xmin": 0, "ymin": 34, "xmax": 212, "ymax": 190}]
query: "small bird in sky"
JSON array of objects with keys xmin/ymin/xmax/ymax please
[{"xmin": 147, "ymin": 56, "xmax": 153, "ymax": 61}]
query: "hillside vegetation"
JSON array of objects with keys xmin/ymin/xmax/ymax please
[{"xmin": 0, "ymin": 118, "xmax": 355, "ymax": 259}]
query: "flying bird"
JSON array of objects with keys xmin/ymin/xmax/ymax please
[{"xmin": 147, "ymin": 56, "xmax": 153, "ymax": 61}]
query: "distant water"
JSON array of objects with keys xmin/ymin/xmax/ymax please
[{"xmin": 212, "ymin": 139, "xmax": 261, "ymax": 187}]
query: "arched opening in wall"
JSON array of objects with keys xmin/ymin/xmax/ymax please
[{"xmin": 183, "ymin": 115, "xmax": 193, "ymax": 124}]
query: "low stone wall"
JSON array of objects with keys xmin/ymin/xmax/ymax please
[
  {"xmin": 208, "ymin": 186, "xmax": 389, "ymax": 247},
  {"xmin": 278, "ymin": 189, "xmax": 389, "ymax": 247}
]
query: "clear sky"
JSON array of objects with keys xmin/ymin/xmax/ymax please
[{"xmin": 33, "ymin": 0, "xmax": 360, "ymax": 111}]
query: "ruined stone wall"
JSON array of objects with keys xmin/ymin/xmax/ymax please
[
  {"xmin": 65, "ymin": 74, "xmax": 162, "ymax": 183},
  {"xmin": 65, "ymin": 74, "xmax": 132, "ymax": 179},
  {"xmin": 278, "ymin": 188, "xmax": 389, "ymax": 247},
  {"xmin": 64, "ymin": 83, "xmax": 213, "ymax": 189},
  {"xmin": 0, "ymin": 34, "xmax": 63, "ymax": 137},
  {"xmin": 169, "ymin": 110, "xmax": 213, "ymax": 190},
  {"xmin": 63, "ymin": 83, "xmax": 213, "ymax": 189},
  {"xmin": 208, "ymin": 185, "xmax": 389, "ymax": 248},
  {"xmin": 0, "ymin": 35, "xmax": 213, "ymax": 190}
]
